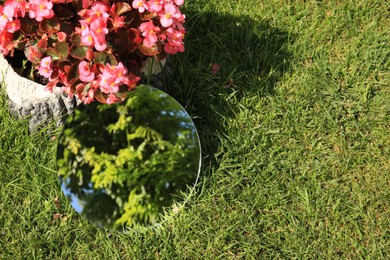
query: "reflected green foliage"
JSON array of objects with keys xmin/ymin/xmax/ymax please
[{"xmin": 57, "ymin": 85, "xmax": 200, "ymax": 231}]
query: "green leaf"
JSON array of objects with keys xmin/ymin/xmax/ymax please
[
  {"xmin": 46, "ymin": 43, "xmax": 69, "ymax": 61},
  {"xmin": 60, "ymin": 22, "xmax": 75, "ymax": 35},
  {"xmin": 82, "ymin": 83, "xmax": 91, "ymax": 96},
  {"xmin": 37, "ymin": 37, "xmax": 48, "ymax": 49},
  {"xmin": 95, "ymin": 92, "xmax": 107, "ymax": 103},
  {"xmin": 71, "ymin": 34, "xmax": 81, "ymax": 45},
  {"xmin": 140, "ymin": 11, "xmax": 155, "ymax": 21},
  {"xmin": 39, "ymin": 18, "xmax": 61, "ymax": 33},
  {"xmin": 116, "ymin": 147, "xmax": 137, "ymax": 167},
  {"xmin": 55, "ymin": 42, "xmax": 69, "ymax": 60},
  {"xmin": 24, "ymin": 45, "xmax": 42, "ymax": 63},
  {"xmin": 70, "ymin": 45, "xmax": 89, "ymax": 59},
  {"xmin": 91, "ymin": 161, "xmax": 117, "ymax": 189},
  {"xmin": 138, "ymin": 43, "xmax": 160, "ymax": 56},
  {"xmin": 114, "ymin": 2, "xmax": 132, "ymax": 16},
  {"xmin": 12, "ymin": 31, "xmax": 26, "ymax": 50},
  {"xmin": 128, "ymin": 28, "xmax": 141, "ymax": 44},
  {"xmin": 127, "ymin": 126, "xmax": 162, "ymax": 142},
  {"xmin": 115, "ymin": 91, "xmax": 127, "ymax": 102},
  {"xmin": 67, "ymin": 61, "xmax": 80, "ymax": 82},
  {"xmin": 66, "ymin": 136, "xmax": 81, "ymax": 155},
  {"xmin": 94, "ymin": 52, "xmax": 118, "ymax": 66},
  {"xmin": 19, "ymin": 17, "xmax": 38, "ymax": 36},
  {"xmin": 46, "ymin": 48, "xmax": 61, "ymax": 60}
]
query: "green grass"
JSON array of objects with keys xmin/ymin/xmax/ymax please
[{"xmin": 1, "ymin": 0, "xmax": 389, "ymax": 258}]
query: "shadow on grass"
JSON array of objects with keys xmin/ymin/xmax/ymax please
[{"xmin": 165, "ymin": 9, "xmax": 293, "ymax": 167}]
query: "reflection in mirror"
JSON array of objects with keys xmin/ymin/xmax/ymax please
[{"xmin": 56, "ymin": 85, "xmax": 201, "ymax": 231}]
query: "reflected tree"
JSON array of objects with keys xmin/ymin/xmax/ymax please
[{"xmin": 57, "ymin": 85, "xmax": 200, "ymax": 230}]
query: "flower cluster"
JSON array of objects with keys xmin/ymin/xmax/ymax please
[
  {"xmin": 0, "ymin": 0, "xmax": 187, "ymax": 104},
  {"xmin": 79, "ymin": 2, "xmax": 109, "ymax": 51},
  {"xmin": 133, "ymin": 0, "xmax": 185, "ymax": 54}
]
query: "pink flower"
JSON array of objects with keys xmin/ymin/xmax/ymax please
[
  {"xmin": 58, "ymin": 69, "xmax": 69, "ymax": 85},
  {"xmin": 3, "ymin": 0, "xmax": 26, "ymax": 18},
  {"xmin": 125, "ymin": 75, "xmax": 141, "ymax": 91},
  {"xmin": 165, "ymin": 27, "xmax": 184, "ymax": 46},
  {"xmin": 75, "ymin": 82, "xmax": 96, "ymax": 104},
  {"xmin": 106, "ymin": 93, "xmax": 118, "ymax": 104},
  {"xmin": 132, "ymin": 0, "xmax": 148, "ymax": 13},
  {"xmin": 114, "ymin": 62, "xmax": 130, "ymax": 86},
  {"xmin": 81, "ymin": 33, "xmax": 94, "ymax": 47},
  {"xmin": 111, "ymin": 16, "xmax": 125, "ymax": 29},
  {"xmin": 40, "ymin": 56, "xmax": 51, "ymax": 67},
  {"xmin": 3, "ymin": 3, "xmax": 17, "ymax": 19},
  {"xmin": 98, "ymin": 65, "xmax": 118, "ymax": 93},
  {"xmin": 0, "ymin": 0, "xmax": 24, "ymax": 33},
  {"xmin": 57, "ymin": 69, "xmax": 75, "ymax": 98},
  {"xmin": 45, "ymin": 80, "xmax": 58, "ymax": 93},
  {"xmin": 78, "ymin": 2, "xmax": 109, "ymax": 51},
  {"xmin": 80, "ymin": 20, "xmax": 107, "ymax": 51},
  {"xmin": 89, "ymin": 17, "xmax": 108, "ymax": 50},
  {"xmin": 100, "ymin": 79, "xmax": 119, "ymax": 94},
  {"xmin": 80, "ymin": 22, "xmax": 93, "ymax": 44},
  {"xmin": 57, "ymin": 31, "xmax": 67, "ymax": 42},
  {"xmin": 61, "ymin": 83, "xmax": 74, "ymax": 99},
  {"xmin": 24, "ymin": 44, "xmax": 42, "ymax": 63},
  {"xmin": 78, "ymin": 61, "xmax": 95, "ymax": 82},
  {"xmin": 83, "ymin": 87, "xmax": 95, "ymax": 104},
  {"xmin": 163, "ymin": 27, "xmax": 185, "ymax": 54},
  {"xmin": 0, "ymin": 30, "xmax": 13, "ymax": 55},
  {"xmin": 0, "ymin": 13, "xmax": 8, "ymax": 32},
  {"xmin": 98, "ymin": 62, "xmax": 129, "ymax": 94},
  {"xmin": 0, "ymin": 0, "xmax": 187, "ymax": 104},
  {"xmin": 147, "ymin": 0, "xmax": 163, "ymax": 12},
  {"xmin": 85, "ymin": 48, "xmax": 94, "ymax": 60},
  {"xmin": 81, "ymin": 0, "xmax": 92, "ymax": 9},
  {"xmin": 164, "ymin": 41, "xmax": 184, "ymax": 54},
  {"xmin": 174, "ymin": 0, "xmax": 184, "ymax": 6},
  {"xmin": 90, "ymin": 1, "xmax": 109, "ymax": 18},
  {"xmin": 38, "ymin": 56, "xmax": 53, "ymax": 78},
  {"xmin": 139, "ymin": 21, "xmax": 160, "ymax": 48},
  {"xmin": 27, "ymin": 0, "xmax": 54, "ymax": 22},
  {"xmin": 159, "ymin": 3, "xmax": 182, "ymax": 28},
  {"xmin": 174, "ymin": 20, "xmax": 186, "ymax": 32},
  {"xmin": 5, "ymin": 19, "xmax": 19, "ymax": 33}
]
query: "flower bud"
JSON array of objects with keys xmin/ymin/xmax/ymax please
[{"xmin": 86, "ymin": 48, "xmax": 94, "ymax": 60}]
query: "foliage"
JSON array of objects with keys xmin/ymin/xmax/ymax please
[
  {"xmin": 0, "ymin": 0, "xmax": 186, "ymax": 104},
  {"xmin": 1, "ymin": 0, "xmax": 389, "ymax": 258},
  {"xmin": 56, "ymin": 85, "xmax": 200, "ymax": 230}
]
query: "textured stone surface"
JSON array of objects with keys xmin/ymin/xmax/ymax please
[
  {"xmin": 0, "ymin": 54, "xmax": 78, "ymax": 132},
  {"xmin": 0, "ymin": 54, "xmax": 170, "ymax": 133}
]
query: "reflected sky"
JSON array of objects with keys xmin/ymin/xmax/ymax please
[{"xmin": 57, "ymin": 85, "xmax": 201, "ymax": 231}]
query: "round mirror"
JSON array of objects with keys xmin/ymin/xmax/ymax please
[{"xmin": 56, "ymin": 85, "xmax": 201, "ymax": 232}]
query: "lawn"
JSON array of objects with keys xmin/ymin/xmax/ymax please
[{"xmin": 1, "ymin": 0, "xmax": 389, "ymax": 258}]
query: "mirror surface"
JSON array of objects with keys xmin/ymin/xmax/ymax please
[{"xmin": 56, "ymin": 85, "xmax": 201, "ymax": 231}]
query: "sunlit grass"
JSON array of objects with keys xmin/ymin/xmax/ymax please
[{"xmin": 1, "ymin": 0, "xmax": 389, "ymax": 258}]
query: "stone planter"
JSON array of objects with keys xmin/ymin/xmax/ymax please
[
  {"xmin": 0, "ymin": 53, "xmax": 78, "ymax": 132},
  {"xmin": 0, "ymin": 54, "xmax": 170, "ymax": 132}
]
